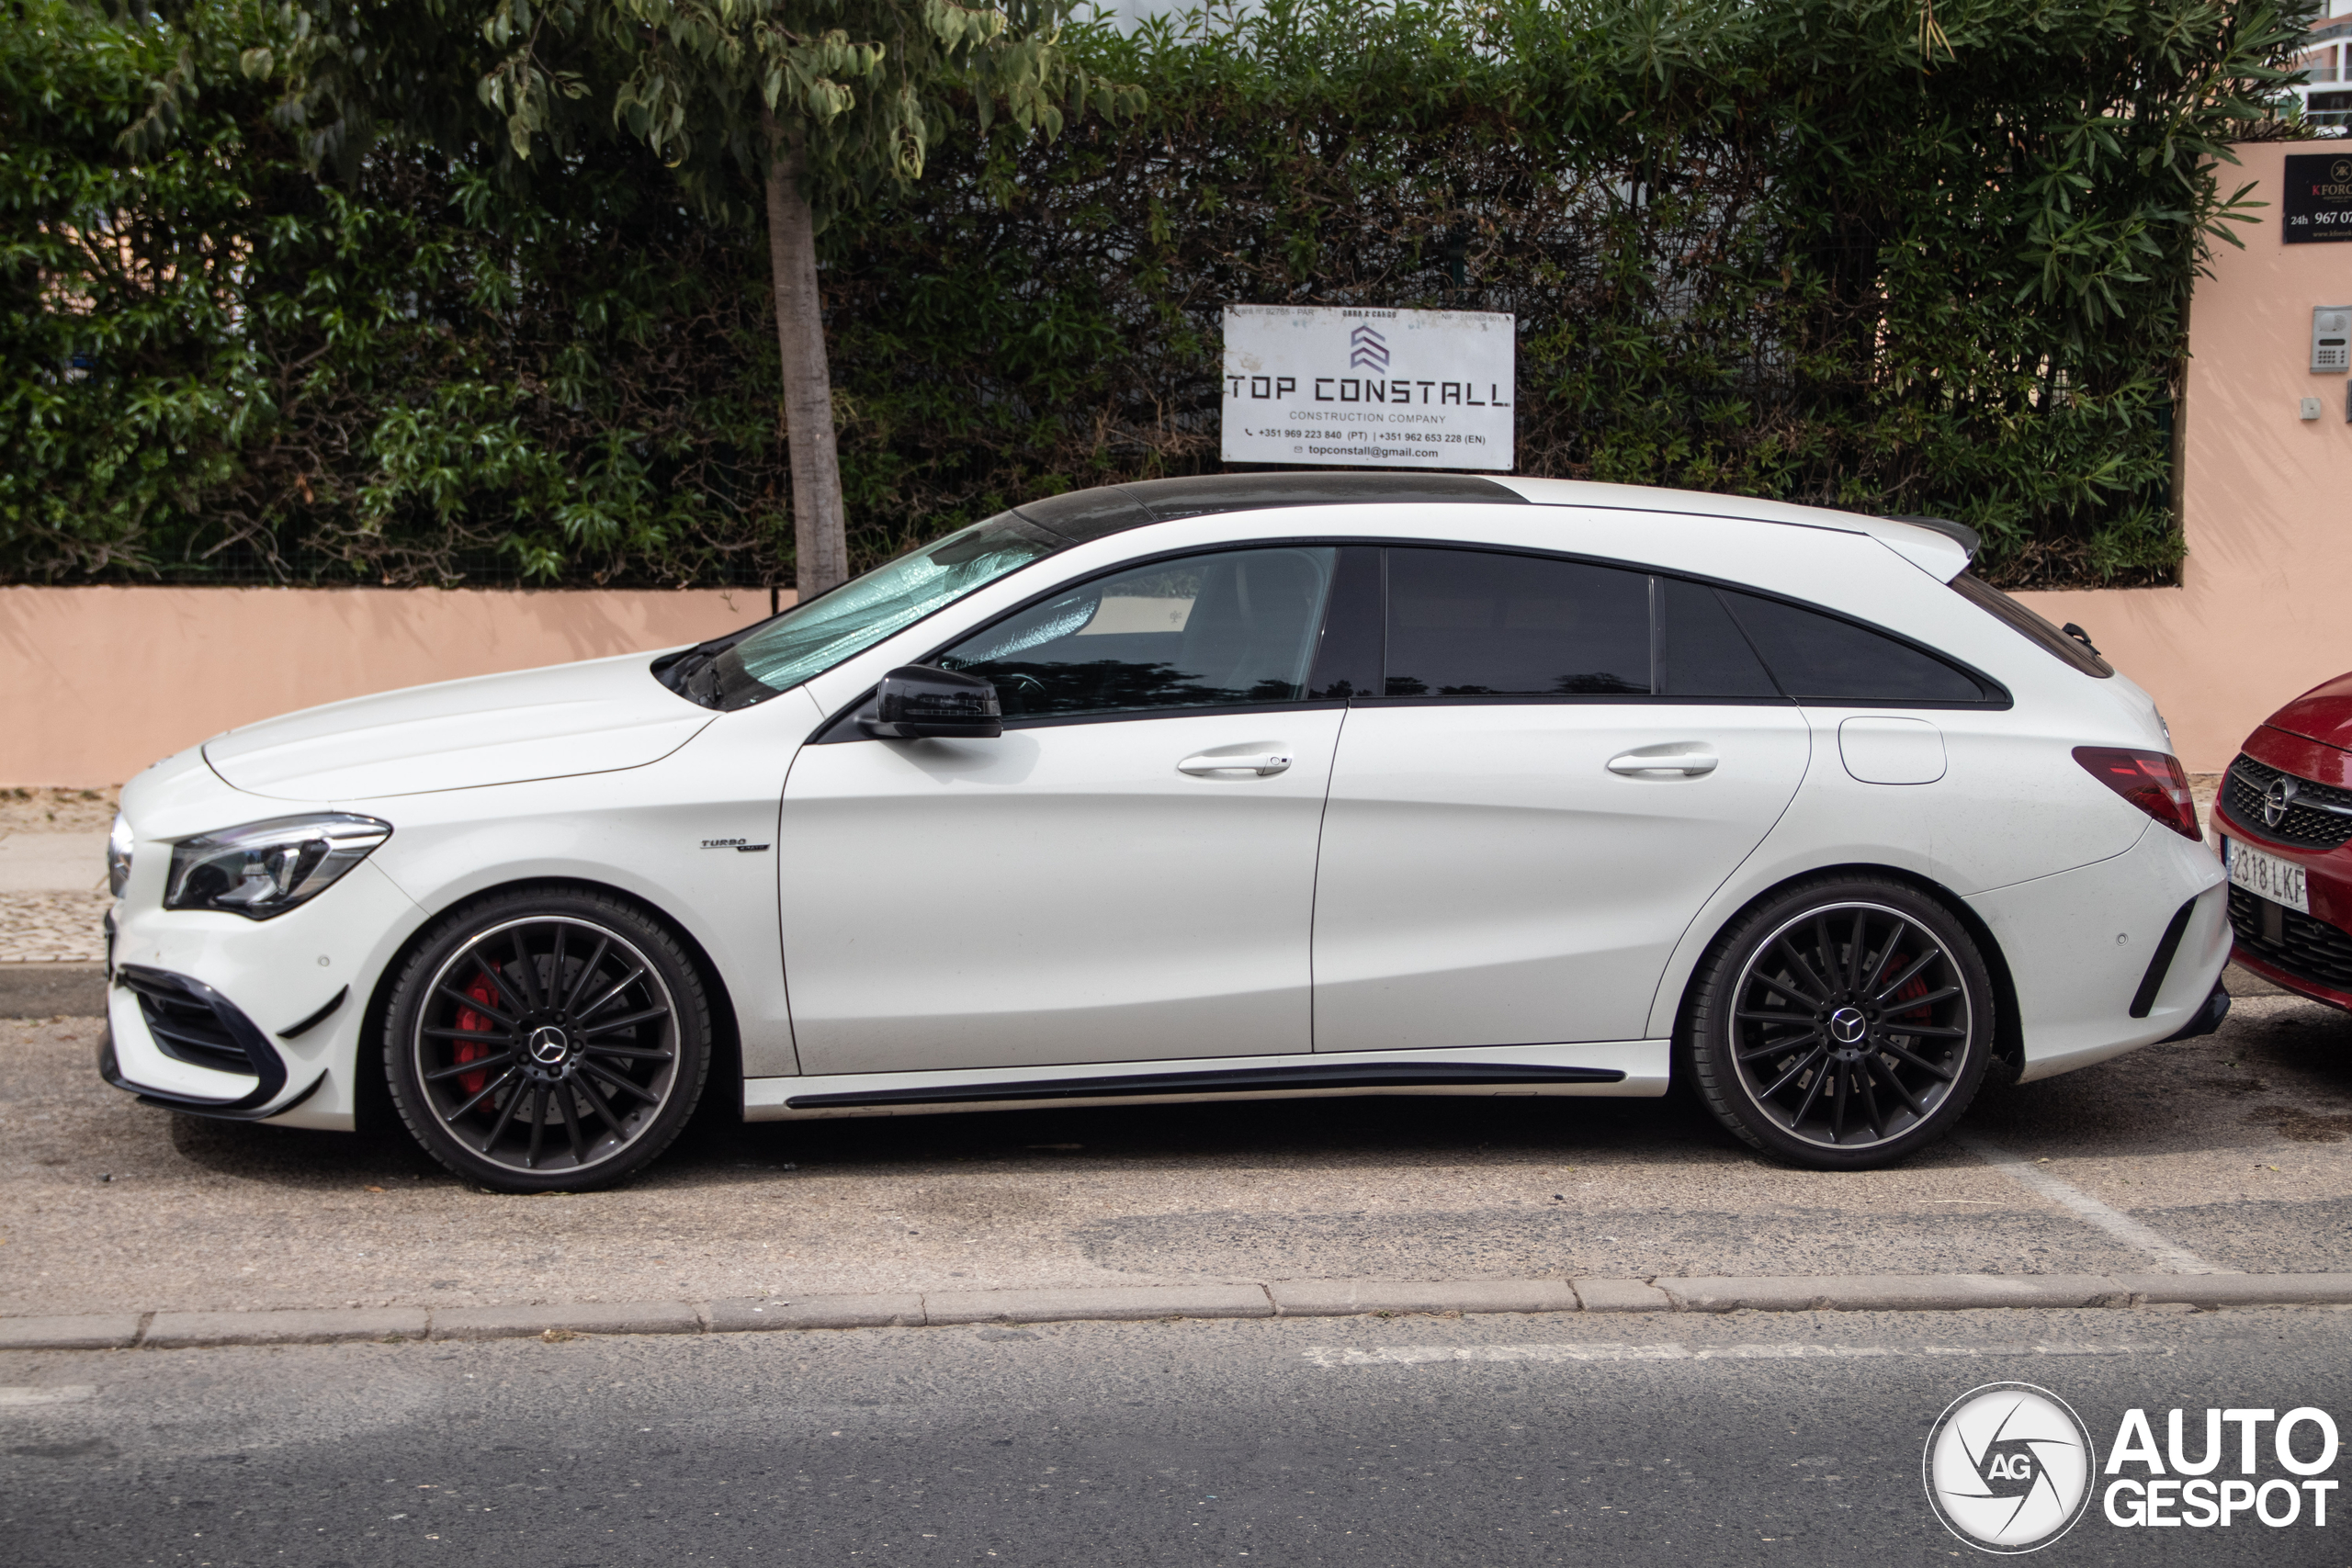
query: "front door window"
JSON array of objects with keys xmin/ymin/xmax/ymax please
[{"xmin": 938, "ymin": 547, "xmax": 1338, "ymax": 720}]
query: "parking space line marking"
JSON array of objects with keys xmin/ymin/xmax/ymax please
[
  {"xmin": 1956, "ymin": 1134, "xmax": 2233, "ymax": 1275},
  {"xmin": 1301, "ymin": 1343, "xmax": 2171, "ymax": 1368}
]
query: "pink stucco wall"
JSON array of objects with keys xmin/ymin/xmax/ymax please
[
  {"xmin": 0, "ymin": 586, "xmax": 777, "ymax": 786},
  {"xmin": 2015, "ymin": 141, "xmax": 2352, "ymax": 771}
]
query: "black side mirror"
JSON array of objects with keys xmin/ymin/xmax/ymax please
[{"xmin": 862, "ymin": 666, "xmax": 1002, "ymax": 739}]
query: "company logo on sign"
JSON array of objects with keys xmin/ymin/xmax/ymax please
[
  {"xmin": 1924, "ymin": 1382, "xmax": 2097, "ymax": 1553},
  {"xmin": 1350, "ymin": 324, "xmax": 1390, "ymax": 371}
]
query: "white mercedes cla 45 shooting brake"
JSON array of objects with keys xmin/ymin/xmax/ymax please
[{"xmin": 99, "ymin": 475, "xmax": 2229, "ymax": 1190}]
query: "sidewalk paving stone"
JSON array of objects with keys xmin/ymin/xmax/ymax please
[
  {"xmin": 922, "ymin": 1284, "xmax": 1272, "ymax": 1325},
  {"xmin": 0, "ymin": 892, "xmax": 109, "ymax": 964},
  {"xmin": 144, "ymin": 1307, "xmax": 428, "ymax": 1348},
  {"xmin": 1268, "ymin": 1279, "xmax": 1578, "ymax": 1317},
  {"xmin": 1572, "ymin": 1278, "xmax": 1674, "ymax": 1313},
  {"xmin": 0, "ymin": 1314, "xmax": 142, "ymax": 1350},
  {"xmin": 2117, "ymin": 1272, "xmax": 2352, "ymax": 1307},
  {"xmin": 705, "ymin": 1294, "xmax": 923, "ymax": 1332},
  {"xmin": 430, "ymin": 1301, "xmax": 702, "ymax": 1341},
  {"xmin": 1659, "ymin": 1274, "xmax": 2132, "ymax": 1312}
]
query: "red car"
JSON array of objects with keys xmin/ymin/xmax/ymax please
[{"xmin": 2217, "ymin": 672, "xmax": 2352, "ymax": 1009}]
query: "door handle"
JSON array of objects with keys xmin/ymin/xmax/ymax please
[
  {"xmin": 1179, "ymin": 751, "xmax": 1293, "ymax": 778},
  {"xmin": 1607, "ymin": 747, "xmax": 1718, "ymax": 778}
]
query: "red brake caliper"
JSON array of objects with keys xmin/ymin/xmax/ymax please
[
  {"xmin": 453, "ymin": 973, "xmax": 499, "ymax": 1100},
  {"xmin": 1888, "ymin": 960, "xmax": 1930, "ymax": 1029}
]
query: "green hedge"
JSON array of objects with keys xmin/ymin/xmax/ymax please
[{"xmin": 0, "ymin": 0, "xmax": 2311, "ymax": 590}]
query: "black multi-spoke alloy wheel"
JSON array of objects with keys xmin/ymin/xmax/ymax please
[
  {"xmin": 1680, "ymin": 877, "xmax": 1995, "ymax": 1169},
  {"xmin": 384, "ymin": 887, "xmax": 711, "ymax": 1192}
]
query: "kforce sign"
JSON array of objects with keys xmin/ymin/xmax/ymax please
[
  {"xmin": 1221, "ymin": 305, "xmax": 1515, "ymax": 470},
  {"xmin": 2282, "ymin": 152, "xmax": 2352, "ymax": 244}
]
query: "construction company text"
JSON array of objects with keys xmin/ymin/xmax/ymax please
[{"xmin": 1221, "ymin": 304, "xmax": 1515, "ymax": 470}]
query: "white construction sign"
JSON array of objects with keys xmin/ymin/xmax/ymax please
[{"xmin": 1221, "ymin": 305, "xmax": 1515, "ymax": 471}]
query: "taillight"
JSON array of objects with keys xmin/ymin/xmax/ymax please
[{"xmin": 2073, "ymin": 747, "xmax": 2201, "ymax": 840}]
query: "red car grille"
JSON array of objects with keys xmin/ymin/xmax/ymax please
[
  {"xmin": 2230, "ymin": 885, "xmax": 2352, "ymax": 994},
  {"xmin": 2221, "ymin": 754, "xmax": 2352, "ymax": 850}
]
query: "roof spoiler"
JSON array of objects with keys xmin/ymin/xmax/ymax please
[{"xmin": 1883, "ymin": 513, "xmax": 1981, "ymax": 559}]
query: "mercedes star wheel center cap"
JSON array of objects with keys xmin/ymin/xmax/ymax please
[
  {"xmin": 527, "ymin": 1025, "xmax": 572, "ymax": 1066},
  {"xmin": 1827, "ymin": 1006, "xmax": 1869, "ymax": 1046}
]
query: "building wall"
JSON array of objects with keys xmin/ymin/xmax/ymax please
[
  {"xmin": 2013, "ymin": 141, "xmax": 2352, "ymax": 771},
  {"xmin": 0, "ymin": 586, "xmax": 775, "ymax": 787}
]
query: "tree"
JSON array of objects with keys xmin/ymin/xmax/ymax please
[{"xmin": 270, "ymin": 0, "xmax": 1138, "ymax": 596}]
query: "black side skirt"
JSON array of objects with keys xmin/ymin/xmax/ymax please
[{"xmin": 786, "ymin": 1059, "xmax": 1625, "ymax": 1111}]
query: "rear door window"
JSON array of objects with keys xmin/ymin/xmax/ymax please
[
  {"xmin": 1658, "ymin": 577, "xmax": 1781, "ymax": 699},
  {"xmin": 1383, "ymin": 547, "xmax": 1651, "ymax": 697}
]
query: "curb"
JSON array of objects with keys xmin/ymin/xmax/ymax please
[{"xmin": 6, "ymin": 1273, "xmax": 2350, "ymax": 1352}]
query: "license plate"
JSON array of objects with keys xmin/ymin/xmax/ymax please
[{"xmin": 2226, "ymin": 836, "xmax": 2310, "ymax": 914}]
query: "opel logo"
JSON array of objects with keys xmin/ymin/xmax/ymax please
[
  {"xmin": 2265, "ymin": 775, "xmax": 2300, "ymax": 829},
  {"xmin": 527, "ymin": 1025, "xmax": 571, "ymax": 1066},
  {"xmin": 1827, "ymin": 1006, "xmax": 1869, "ymax": 1046}
]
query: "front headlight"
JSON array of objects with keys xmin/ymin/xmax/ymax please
[
  {"xmin": 164, "ymin": 814, "xmax": 392, "ymax": 919},
  {"xmin": 107, "ymin": 813, "xmax": 134, "ymax": 898}
]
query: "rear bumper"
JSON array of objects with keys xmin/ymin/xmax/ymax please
[
  {"xmin": 1965, "ymin": 822, "xmax": 2230, "ymax": 1083},
  {"xmin": 2162, "ymin": 981, "xmax": 2232, "ymax": 1043}
]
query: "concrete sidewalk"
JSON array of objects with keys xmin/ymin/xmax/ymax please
[{"xmin": 0, "ymin": 790, "xmax": 116, "ymax": 964}]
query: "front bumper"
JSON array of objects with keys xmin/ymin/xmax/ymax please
[
  {"xmin": 99, "ymin": 856, "xmax": 424, "ymax": 1129},
  {"xmin": 97, "ymin": 965, "xmax": 337, "ymax": 1120},
  {"xmin": 2217, "ymin": 732, "xmax": 2352, "ymax": 1012},
  {"xmin": 2221, "ymin": 866, "xmax": 2352, "ymax": 1013}
]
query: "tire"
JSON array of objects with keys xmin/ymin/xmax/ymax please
[
  {"xmin": 383, "ymin": 886, "xmax": 712, "ymax": 1192},
  {"xmin": 1679, "ymin": 875, "xmax": 1996, "ymax": 1170}
]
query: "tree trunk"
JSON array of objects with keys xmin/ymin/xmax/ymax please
[{"xmin": 763, "ymin": 109, "xmax": 850, "ymax": 601}]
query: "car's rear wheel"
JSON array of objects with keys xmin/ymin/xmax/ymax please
[
  {"xmin": 383, "ymin": 886, "xmax": 711, "ymax": 1192},
  {"xmin": 1680, "ymin": 876, "xmax": 1995, "ymax": 1169}
]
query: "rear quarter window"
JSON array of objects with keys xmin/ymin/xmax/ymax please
[{"xmin": 1718, "ymin": 589, "xmax": 1997, "ymax": 705}]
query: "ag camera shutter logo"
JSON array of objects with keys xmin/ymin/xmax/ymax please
[{"xmin": 1923, "ymin": 1382, "xmax": 2097, "ymax": 1553}]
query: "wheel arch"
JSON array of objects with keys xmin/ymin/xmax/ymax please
[
  {"xmin": 352, "ymin": 875, "xmax": 744, "ymax": 1135},
  {"xmin": 1666, "ymin": 862, "xmax": 2023, "ymax": 1086}
]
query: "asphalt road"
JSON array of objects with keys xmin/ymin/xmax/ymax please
[
  {"xmin": 6, "ymin": 976, "xmax": 2352, "ymax": 1314},
  {"xmin": 6, "ymin": 1306, "xmax": 2349, "ymax": 1567}
]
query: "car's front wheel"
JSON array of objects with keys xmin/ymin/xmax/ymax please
[
  {"xmin": 383, "ymin": 886, "xmax": 711, "ymax": 1192},
  {"xmin": 1680, "ymin": 876, "xmax": 1996, "ymax": 1169}
]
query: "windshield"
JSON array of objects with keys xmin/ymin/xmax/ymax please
[{"xmin": 692, "ymin": 513, "xmax": 1060, "ymax": 710}]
